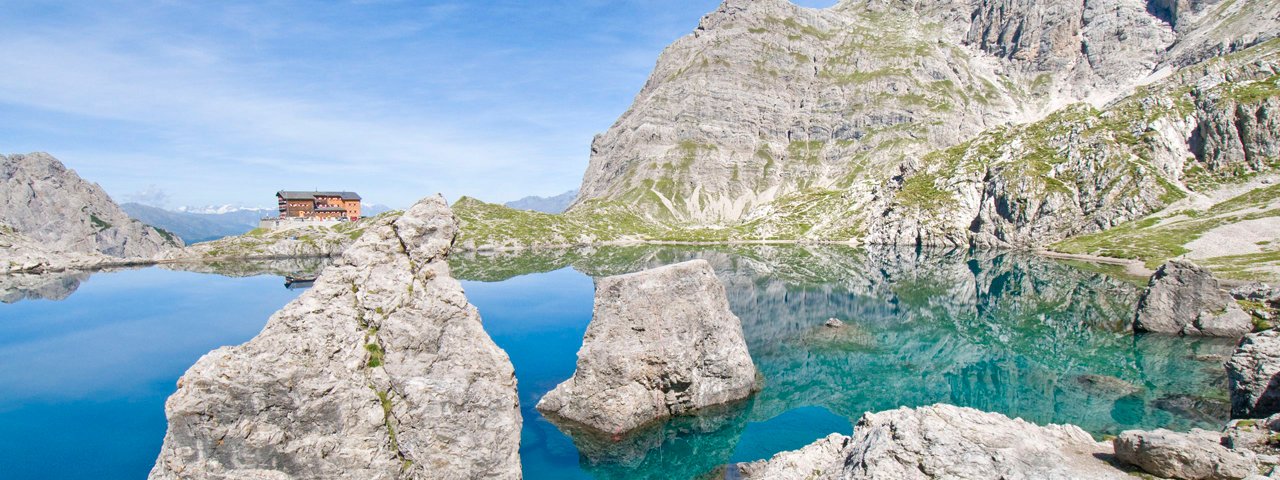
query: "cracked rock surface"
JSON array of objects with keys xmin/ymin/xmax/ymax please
[
  {"xmin": 1135, "ymin": 259, "xmax": 1253, "ymax": 337},
  {"xmin": 736, "ymin": 404, "xmax": 1128, "ymax": 479},
  {"xmin": 149, "ymin": 195, "xmax": 521, "ymax": 480},
  {"xmin": 536, "ymin": 259, "xmax": 758, "ymax": 435}
]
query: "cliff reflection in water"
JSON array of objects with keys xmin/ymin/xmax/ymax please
[
  {"xmin": 0, "ymin": 257, "xmax": 335, "ymax": 304},
  {"xmin": 454, "ymin": 245, "xmax": 1236, "ymax": 479}
]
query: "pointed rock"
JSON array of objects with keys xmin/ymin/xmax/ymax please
[{"xmin": 149, "ymin": 195, "xmax": 521, "ymax": 479}]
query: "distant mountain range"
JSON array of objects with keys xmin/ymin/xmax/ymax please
[
  {"xmin": 122, "ymin": 203, "xmax": 273, "ymax": 244},
  {"xmin": 174, "ymin": 204, "xmax": 270, "ymax": 215},
  {"xmin": 504, "ymin": 190, "xmax": 577, "ymax": 214}
]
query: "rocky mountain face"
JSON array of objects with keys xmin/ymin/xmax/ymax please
[
  {"xmin": 562, "ymin": 0, "xmax": 1280, "ymax": 250},
  {"xmin": 1, "ymin": 152, "xmax": 180, "ymax": 258},
  {"xmin": 149, "ymin": 196, "xmax": 521, "ymax": 479}
]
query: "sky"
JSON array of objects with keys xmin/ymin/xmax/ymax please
[{"xmin": 0, "ymin": 0, "xmax": 838, "ymax": 209}]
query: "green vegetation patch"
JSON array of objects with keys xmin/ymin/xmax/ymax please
[
  {"xmin": 896, "ymin": 172, "xmax": 955, "ymax": 210},
  {"xmin": 89, "ymin": 214, "xmax": 112, "ymax": 232}
]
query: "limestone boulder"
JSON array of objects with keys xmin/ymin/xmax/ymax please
[
  {"xmin": 1114, "ymin": 428, "xmax": 1257, "ymax": 480},
  {"xmin": 1229, "ymin": 330, "xmax": 1280, "ymax": 419},
  {"xmin": 148, "ymin": 195, "xmax": 521, "ymax": 479},
  {"xmin": 535, "ymin": 259, "xmax": 758, "ymax": 434},
  {"xmin": 1135, "ymin": 260, "xmax": 1252, "ymax": 337}
]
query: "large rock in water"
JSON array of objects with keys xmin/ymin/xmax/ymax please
[
  {"xmin": 736, "ymin": 404, "xmax": 1128, "ymax": 479},
  {"xmin": 1228, "ymin": 330, "xmax": 1280, "ymax": 419},
  {"xmin": 535, "ymin": 259, "xmax": 758, "ymax": 434},
  {"xmin": 0, "ymin": 152, "xmax": 179, "ymax": 258},
  {"xmin": 149, "ymin": 195, "xmax": 521, "ymax": 479},
  {"xmin": 1134, "ymin": 260, "xmax": 1252, "ymax": 337},
  {"xmin": 1114, "ymin": 429, "xmax": 1257, "ymax": 480}
]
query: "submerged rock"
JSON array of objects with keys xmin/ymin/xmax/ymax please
[
  {"xmin": 1228, "ymin": 330, "xmax": 1280, "ymax": 419},
  {"xmin": 536, "ymin": 259, "xmax": 758, "ymax": 435},
  {"xmin": 1114, "ymin": 428, "xmax": 1257, "ymax": 480},
  {"xmin": 149, "ymin": 195, "xmax": 521, "ymax": 479},
  {"xmin": 1135, "ymin": 260, "xmax": 1252, "ymax": 337},
  {"xmin": 736, "ymin": 404, "xmax": 1127, "ymax": 479}
]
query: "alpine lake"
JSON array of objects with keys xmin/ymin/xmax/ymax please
[{"xmin": 0, "ymin": 245, "xmax": 1237, "ymax": 479}]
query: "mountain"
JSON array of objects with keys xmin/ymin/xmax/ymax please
[
  {"xmin": 363, "ymin": 204, "xmax": 394, "ymax": 217},
  {"xmin": 574, "ymin": 0, "xmax": 1278, "ymax": 228},
  {"xmin": 505, "ymin": 190, "xmax": 578, "ymax": 214},
  {"xmin": 122, "ymin": 203, "xmax": 272, "ymax": 244},
  {"xmin": 0, "ymin": 152, "xmax": 181, "ymax": 258},
  {"xmin": 457, "ymin": 0, "xmax": 1280, "ymax": 279},
  {"xmin": 175, "ymin": 204, "xmax": 269, "ymax": 215}
]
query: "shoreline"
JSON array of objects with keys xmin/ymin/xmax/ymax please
[{"xmin": 5, "ymin": 242, "xmax": 1256, "ymax": 287}]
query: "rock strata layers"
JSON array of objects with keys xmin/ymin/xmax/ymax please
[
  {"xmin": 1228, "ymin": 330, "xmax": 1280, "ymax": 419},
  {"xmin": 0, "ymin": 152, "xmax": 179, "ymax": 259},
  {"xmin": 149, "ymin": 196, "xmax": 521, "ymax": 480},
  {"xmin": 535, "ymin": 259, "xmax": 758, "ymax": 434},
  {"xmin": 736, "ymin": 404, "xmax": 1128, "ymax": 479},
  {"xmin": 564, "ymin": 0, "xmax": 1280, "ymax": 251},
  {"xmin": 1135, "ymin": 259, "xmax": 1252, "ymax": 337}
]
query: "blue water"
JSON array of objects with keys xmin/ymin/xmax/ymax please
[
  {"xmin": 0, "ymin": 246, "xmax": 1238, "ymax": 479},
  {"xmin": 0, "ymin": 268, "xmax": 304, "ymax": 480}
]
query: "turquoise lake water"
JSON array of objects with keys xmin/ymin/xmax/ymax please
[{"xmin": 0, "ymin": 246, "xmax": 1237, "ymax": 479}]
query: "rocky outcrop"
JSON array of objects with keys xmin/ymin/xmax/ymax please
[
  {"xmin": 568, "ymin": 0, "xmax": 1279, "ymax": 240},
  {"xmin": 0, "ymin": 223, "xmax": 156, "ymax": 274},
  {"xmin": 1135, "ymin": 260, "xmax": 1252, "ymax": 337},
  {"xmin": 1194, "ymin": 88, "xmax": 1280, "ymax": 173},
  {"xmin": 149, "ymin": 196, "xmax": 521, "ymax": 479},
  {"xmin": 535, "ymin": 259, "xmax": 757, "ymax": 434},
  {"xmin": 1114, "ymin": 428, "xmax": 1257, "ymax": 480},
  {"xmin": 736, "ymin": 404, "xmax": 1128, "ymax": 479},
  {"xmin": 159, "ymin": 216, "xmax": 381, "ymax": 262},
  {"xmin": 0, "ymin": 152, "xmax": 180, "ymax": 259},
  {"xmin": 1228, "ymin": 330, "xmax": 1280, "ymax": 419},
  {"xmin": 457, "ymin": 0, "xmax": 1271, "ymax": 256}
]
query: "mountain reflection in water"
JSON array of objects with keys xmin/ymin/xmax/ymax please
[{"xmin": 454, "ymin": 245, "xmax": 1235, "ymax": 480}]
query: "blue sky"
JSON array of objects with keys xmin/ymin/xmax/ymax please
[{"xmin": 0, "ymin": 0, "xmax": 837, "ymax": 209}]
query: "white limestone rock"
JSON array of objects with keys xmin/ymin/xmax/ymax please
[
  {"xmin": 1114, "ymin": 428, "xmax": 1258, "ymax": 480},
  {"xmin": 1229, "ymin": 330, "xmax": 1280, "ymax": 419},
  {"xmin": 736, "ymin": 404, "xmax": 1128, "ymax": 479},
  {"xmin": 535, "ymin": 259, "xmax": 758, "ymax": 434},
  {"xmin": 148, "ymin": 195, "xmax": 521, "ymax": 480},
  {"xmin": 1135, "ymin": 259, "xmax": 1253, "ymax": 337}
]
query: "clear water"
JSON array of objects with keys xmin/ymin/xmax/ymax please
[{"xmin": 0, "ymin": 246, "xmax": 1236, "ymax": 479}]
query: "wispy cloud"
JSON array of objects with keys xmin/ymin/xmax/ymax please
[{"xmin": 0, "ymin": 0, "xmax": 727, "ymax": 206}]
